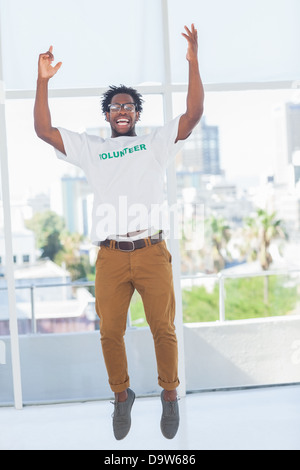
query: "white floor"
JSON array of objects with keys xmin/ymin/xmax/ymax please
[{"xmin": 0, "ymin": 385, "xmax": 299, "ymax": 451}]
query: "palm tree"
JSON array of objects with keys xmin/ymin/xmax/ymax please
[
  {"xmin": 244, "ymin": 208, "xmax": 288, "ymax": 302},
  {"xmin": 206, "ymin": 215, "xmax": 231, "ymax": 272}
]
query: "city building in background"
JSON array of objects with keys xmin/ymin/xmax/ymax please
[
  {"xmin": 263, "ymin": 101, "xmax": 300, "ymax": 240},
  {"xmin": 61, "ymin": 175, "xmax": 91, "ymax": 237},
  {"xmin": 274, "ymin": 101, "xmax": 300, "ymax": 187}
]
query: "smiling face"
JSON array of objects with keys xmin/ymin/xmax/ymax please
[{"xmin": 106, "ymin": 93, "xmax": 140, "ymax": 138}]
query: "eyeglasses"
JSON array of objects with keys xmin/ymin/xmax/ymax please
[{"xmin": 108, "ymin": 103, "xmax": 137, "ymax": 113}]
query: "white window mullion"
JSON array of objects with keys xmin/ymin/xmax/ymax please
[
  {"xmin": 162, "ymin": 0, "xmax": 186, "ymax": 397},
  {"xmin": 0, "ymin": 11, "xmax": 23, "ymax": 409}
]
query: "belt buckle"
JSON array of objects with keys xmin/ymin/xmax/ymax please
[{"xmin": 117, "ymin": 240, "xmax": 135, "ymax": 252}]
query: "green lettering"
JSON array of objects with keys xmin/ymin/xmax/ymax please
[{"xmin": 100, "ymin": 144, "xmax": 146, "ymax": 162}]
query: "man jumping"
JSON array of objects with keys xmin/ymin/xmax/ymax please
[{"xmin": 34, "ymin": 24, "xmax": 204, "ymax": 440}]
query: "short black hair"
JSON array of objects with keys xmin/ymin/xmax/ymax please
[{"xmin": 101, "ymin": 84, "xmax": 144, "ymax": 115}]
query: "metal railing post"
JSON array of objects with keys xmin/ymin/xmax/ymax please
[
  {"xmin": 218, "ymin": 273, "xmax": 226, "ymax": 322},
  {"xmin": 30, "ymin": 285, "xmax": 37, "ymax": 334}
]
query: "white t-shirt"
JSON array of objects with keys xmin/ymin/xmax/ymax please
[{"xmin": 55, "ymin": 115, "xmax": 186, "ymax": 245}]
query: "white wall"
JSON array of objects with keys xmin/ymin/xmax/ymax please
[
  {"xmin": 1, "ymin": 316, "xmax": 300, "ymax": 405},
  {"xmin": 184, "ymin": 316, "xmax": 300, "ymax": 390}
]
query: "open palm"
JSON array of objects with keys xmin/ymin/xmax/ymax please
[{"xmin": 182, "ymin": 24, "xmax": 198, "ymax": 62}]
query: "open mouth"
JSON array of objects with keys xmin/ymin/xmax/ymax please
[{"xmin": 116, "ymin": 118, "xmax": 130, "ymax": 127}]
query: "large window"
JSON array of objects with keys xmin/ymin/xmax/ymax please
[
  {"xmin": 1, "ymin": 94, "xmax": 165, "ymax": 335},
  {"xmin": 1, "ymin": 0, "xmax": 300, "ymax": 406},
  {"xmin": 174, "ymin": 89, "xmax": 300, "ymax": 321},
  {"xmin": 1, "ymin": 0, "xmax": 300, "ymax": 332}
]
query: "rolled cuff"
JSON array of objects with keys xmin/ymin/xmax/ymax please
[
  {"xmin": 109, "ymin": 378, "xmax": 130, "ymax": 394},
  {"xmin": 158, "ymin": 377, "xmax": 180, "ymax": 391}
]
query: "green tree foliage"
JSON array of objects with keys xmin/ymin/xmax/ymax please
[
  {"xmin": 55, "ymin": 232, "xmax": 91, "ymax": 281},
  {"xmin": 244, "ymin": 208, "xmax": 288, "ymax": 271},
  {"xmin": 25, "ymin": 210, "xmax": 65, "ymax": 261},
  {"xmin": 205, "ymin": 215, "xmax": 231, "ymax": 272},
  {"xmin": 25, "ymin": 211, "xmax": 93, "ymax": 281},
  {"xmin": 243, "ymin": 209, "xmax": 288, "ymax": 303}
]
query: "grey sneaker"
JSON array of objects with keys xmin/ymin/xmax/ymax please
[
  {"xmin": 160, "ymin": 391, "xmax": 180, "ymax": 439},
  {"xmin": 111, "ymin": 388, "xmax": 135, "ymax": 440}
]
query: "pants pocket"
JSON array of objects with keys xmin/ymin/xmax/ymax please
[{"xmin": 157, "ymin": 242, "xmax": 172, "ymax": 263}]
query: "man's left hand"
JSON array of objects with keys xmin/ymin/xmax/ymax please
[{"xmin": 182, "ymin": 24, "xmax": 198, "ymax": 62}]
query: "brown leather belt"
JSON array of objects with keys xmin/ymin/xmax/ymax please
[{"xmin": 99, "ymin": 231, "xmax": 163, "ymax": 252}]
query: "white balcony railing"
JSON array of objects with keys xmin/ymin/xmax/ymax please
[{"xmin": 1, "ymin": 268, "xmax": 300, "ymax": 335}]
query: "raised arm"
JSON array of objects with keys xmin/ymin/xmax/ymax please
[
  {"xmin": 176, "ymin": 24, "xmax": 204, "ymax": 142},
  {"xmin": 34, "ymin": 46, "xmax": 66, "ymax": 154}
]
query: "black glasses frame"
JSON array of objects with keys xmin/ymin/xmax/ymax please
[{"xmin": 108, "ymin": 103, "xmax": 137, "ymax": 112}]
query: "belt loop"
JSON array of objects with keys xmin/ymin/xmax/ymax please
[
  {"xmin": 147, "ymin": 237, "xmax": 151, "ymax": 247},
  {"xmin": 109, "ymin": 240, "xmax": 114, "ymax": 249}
]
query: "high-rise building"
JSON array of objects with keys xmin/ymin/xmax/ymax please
[
  {"xmin": 61, "ymin": 175, "xmax": 91, "ymax": 236},
  {"xmin": 274, "ymin": 101, "xmax": 300, "ymax": 186},
  {"xmin": 178, "ymin": 117, "xmax": 221, "ymax": 175}
]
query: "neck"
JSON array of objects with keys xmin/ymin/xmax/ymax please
[{"xmin": 111, "ymin": 129, "xmax": 137, "ymax": 138}]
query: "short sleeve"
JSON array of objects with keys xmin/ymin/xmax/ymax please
[
  {"xmin": 151, "ymin": 114, "xmax": 186, "ymax": 168},
  {"xmin": 54, "ymin": 127, "xmax": 87, "ymax": 168}
]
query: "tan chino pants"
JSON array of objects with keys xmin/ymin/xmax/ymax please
[{"xmin": 95, "ymin": 240, "xmax": 180, "ymax": 393}]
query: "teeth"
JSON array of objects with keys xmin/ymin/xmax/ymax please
[{"xmin": 117, "ymin": 119, "xmax": 130, "ymax": 127}]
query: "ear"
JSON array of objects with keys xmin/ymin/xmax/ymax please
[
  {"xmin": 105, "ymin": 112, "xmax": 110, "ymax": 122},
  {"xmin": 136, "ymin": 112, "xmax": 140, "ymax": 122}
]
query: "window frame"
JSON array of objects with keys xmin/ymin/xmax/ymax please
[{"xmin": 1, "ymin": 0, "xmax": 300, "ymax": 410}]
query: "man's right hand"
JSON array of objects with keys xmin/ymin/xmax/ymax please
[
  {"xmin": 38, "ymin": 46, "xmax": 62, "ymax": 80},
  {"xmin": 34, "ymin": 46, "xmax": 65, "ymax": 155}
]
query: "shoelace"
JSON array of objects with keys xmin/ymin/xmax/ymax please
[
  {"xmin": 165, "ymin": 397, "xmax": 180, "ymax": 415},
  {"xmin": 110, "ymin": 400, "xmax": 120, "ymax": 418}
]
